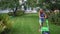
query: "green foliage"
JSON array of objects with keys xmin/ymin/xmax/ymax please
[
  {"xmin": 8, "ymin": 10, "xmax": 25, "ymax": 16},
  {"xmin": 0, "ymin": 14, "xmax": 12, "ymax": 33},
  {"xmin": 48, "ymin": 12, "xmax": 60, "ymax": 25},
  {"xmin": 45, "ymin": 1, "xmax": 60, "ymax": 10},
  {"xmin": 0, "ymin": 0, "xmax": 19, "ymax": 9},
  {"xmin": 15, "ymin": 10, "xmax": 25, "ymax": 16},
  {"xmin": 27, "ymin": 0, "xmax": 37, "ymax": 7},
  {"xmin": 8, "ymin": 12, "xmax": 14, "ymax": 16}
]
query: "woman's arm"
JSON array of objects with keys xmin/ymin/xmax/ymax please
[
  {"xmin": 39, "ymin": 11, "xmax": 40, "ymax": 18},
  {"xmin": 45, "ymin": 13, "xmax": 47, "ymax": 19}
]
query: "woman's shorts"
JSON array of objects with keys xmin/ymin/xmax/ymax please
[{"xmin": 39, "ymin": 18, "xmax": 44, "ymax": 25}]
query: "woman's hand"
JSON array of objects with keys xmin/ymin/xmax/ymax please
[{"xmin": 45, "ymin": 14, "xmax": 47, "ymax": 18}]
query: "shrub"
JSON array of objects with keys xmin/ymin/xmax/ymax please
[
  {"xmin": 8, "ymin": 12, "xmax": 14, "ymax": 16},
  {"xmin": 48, "ymin": 12, "xmax": 60, "ymax": 25},
  {"xmin": 8, "ymin": 10, "xmax": 25, "ymax": 16},
  {"xmin": 0, "ymin": 14, "xmax": 12, "ymax": 33},
  {"xmin": 15, "ymin": 10, "xmax": 25, "ymax": 16}
]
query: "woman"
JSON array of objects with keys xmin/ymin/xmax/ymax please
[{"xmin": 39, "ymin": 9, "xmax": 46, "ymax": 28}]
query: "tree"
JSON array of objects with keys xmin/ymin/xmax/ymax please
[
  {"xmin": 27, "ymin": 0, "xmax": 37, "ymax": 8},
  {"xmin": 0, "ymin": 0, "xmax": 19, "ymax": 9},
  {"xmin": 44, "ymin": 0, "xmax": 60, "ymax": 10}
]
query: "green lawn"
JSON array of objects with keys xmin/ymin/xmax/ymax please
[{"xmin": 7, "ymin": 14, "xmax": 60, "ymax": 34}]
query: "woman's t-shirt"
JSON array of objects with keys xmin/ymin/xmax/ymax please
[{"xmin": 40, "ymin": 13, "xmax": 45, "ymax": 17}]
